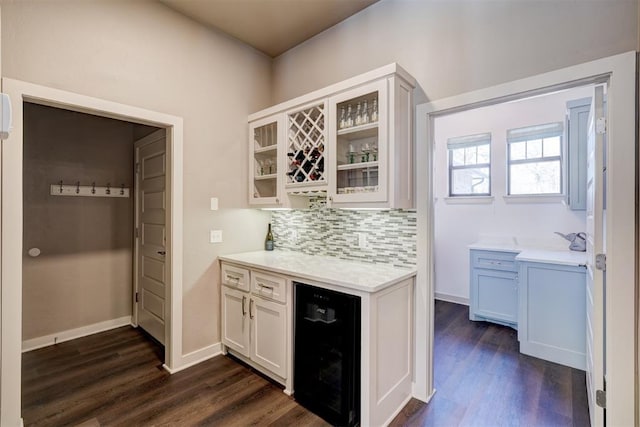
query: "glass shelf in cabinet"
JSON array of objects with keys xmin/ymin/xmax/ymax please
[
  {"xmin": 337, "ymin": 161, "xmax": 379, "ymax": 171},
  {"xmin": 337, "ymin": 122, "xmax": 378, "ymax": 137},
  {"xmin": 254, "ymin": 173, "xmax": 277, "ymax": 181},
  {"xmin": 254, "ymin": 145, "xmax": 278, "ymax": 154}
]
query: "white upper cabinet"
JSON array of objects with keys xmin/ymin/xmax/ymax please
[
  {"xmin": 284, "ymin": 100, "xmax": 328, "ymax": 194},
  {"xmin": 249, "ymin": 115, "xmax": 282, "ymax": 206},
  {"xmin": 248, "ymin": 64, "xmax": 416, "ymax": 209}
]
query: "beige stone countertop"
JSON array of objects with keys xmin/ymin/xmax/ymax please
[{"xmin": 218, "ymin": 250, "xmax": 416, "ymax": 293}]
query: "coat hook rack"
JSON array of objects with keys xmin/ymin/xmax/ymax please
[{"xmin": 50, "ymin": 181, "xmax": 130, "ymax": 198}]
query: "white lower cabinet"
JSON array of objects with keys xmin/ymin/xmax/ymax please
[
  {"xmin": 221, "ymin": 263, "xmax": 291, "ymax": 391},
  {"xmin": 221, "ymin": 286, "xmax": 250, "ymax": 356},
  {"xmin": 250, "ymin": 296, "xmax": 286, "ymax": 378}
]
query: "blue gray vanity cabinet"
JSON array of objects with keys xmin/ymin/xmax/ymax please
[
  {"xmin": 469, "ymin": 250, "xmax": 518, "ymax": 329},
  {"xmin": 517, "ymin": 261, "xmax": 586, "ymax": 370},
  {"xmin": 566, "ymin": 97, "xmax": 591, "ymax": 210}
]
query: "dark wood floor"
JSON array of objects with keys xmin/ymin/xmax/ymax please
[
  {"xmin": 22, "ymin": 327, "xmax": 329, "ymax": 426},
  {"xmin": 22, "ymin": 300, "xmax": 589, "ymax": 426},
  {"xmin": 390, "ymin": 300, "xmax": 590, "ymax": 427}
]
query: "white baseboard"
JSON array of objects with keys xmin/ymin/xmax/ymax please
[
  {"xmin": 22, "ymin": 316, "xmax": 132, "ymax": 352},
  {"xmin": 435, "ymin": 292, "xmax": 469, "ymax": 306},
  {"xmin": 163, "ymin": 342, "xmax": 223, "ymax": 374}
]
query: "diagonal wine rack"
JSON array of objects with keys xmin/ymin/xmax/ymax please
[{"xmin": 286, "ymin": 103, "xmax": 326, "ymax": 187}]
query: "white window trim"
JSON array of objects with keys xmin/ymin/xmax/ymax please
[
  {"xmin": 447, "ymin": 132, "xmax": 492, "ymax": 197},
  {"xmin": 506, "ymin": 122, "xmax": 564, "ymax": 196}
]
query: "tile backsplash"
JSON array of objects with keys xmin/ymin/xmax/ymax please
[{"xmin": 271, "ymin": 207, "xmax": 417, "ymax": 268}]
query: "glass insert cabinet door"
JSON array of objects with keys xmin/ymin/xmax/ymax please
[
  {"xmin": 328, "ymin": 80, "xmax": 388, "ymax": 203},
  {"xmin": 249, "ymin": 115, "xmax": 281, "ymax": 205}
]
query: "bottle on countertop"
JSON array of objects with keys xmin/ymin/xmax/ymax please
[{"xmin": 265, "ymin": 223, "xmax": 274, "ymax": 251}]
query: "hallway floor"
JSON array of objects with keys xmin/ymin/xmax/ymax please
[{"xmin": 390, "ymin": 300, "xmax": 590, "ymax": 427}]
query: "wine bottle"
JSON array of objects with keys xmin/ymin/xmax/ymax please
[{"xmin": 265, "ymin": 223, "xmax": 274, "ymax": 251}]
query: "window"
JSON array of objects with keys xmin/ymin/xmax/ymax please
[
  {"xmin": 447, "ymin": 133, "xmax": 491, "ymax": 196},
  {"xmin": 507, "ymin": 122, "xmax": 563, "ymax": 195}
]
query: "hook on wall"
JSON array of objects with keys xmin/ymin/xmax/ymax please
[{"xmin": 49, "ymin": 181, "xmax": 130, "ymax": 198}]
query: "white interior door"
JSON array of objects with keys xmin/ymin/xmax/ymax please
[
  {"xmin": 585, "ymin": 85, "xmax": 605, "ymax": 427},
  {"xmin": 134, "ymin": 129, "xmax": 167, "ymax": 345}
]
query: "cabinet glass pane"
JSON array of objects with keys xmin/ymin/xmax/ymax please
[
  {"xmin": 253, "ymin": 121, "xmax": 278, "ymax": 199},
  {"xmin": 335, "ymin": 91, "xmax": 380, "ymax": 195}
]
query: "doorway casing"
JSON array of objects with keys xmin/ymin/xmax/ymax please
[
  {"xmin": 0, "ymin": 78, "xmax": 184, "ymax": 426},
  {"xmin": 415, "ymin": 51, "xmax": 636, "ymax": 425}
]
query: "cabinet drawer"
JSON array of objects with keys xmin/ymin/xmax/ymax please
[
  {"xmin": 221, "ymin": 263, "xmax": 250, "ymax": 291},
  {"xmin": 251, "ymin": 270, "xmax": 287, "ymax": 304},
  {"xmin": 471, "ymin": 250, "xmax": 518, "ymax": 272}
]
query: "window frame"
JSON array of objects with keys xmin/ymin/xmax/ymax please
[
  {"xmin": 506, "ymin": 122, "xmax": 564, "ymax": 196},
  {"xmin": 447, "ymin": 133, "xmax": 492, "ymax": 197}
]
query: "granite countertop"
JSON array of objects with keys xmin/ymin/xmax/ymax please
[
  {"xmin": 469, "ymin": 237, "xmax": 587, "ymax": 267},
  {"xmin": 218, "ymin": 250, "xmax": 417, "ymax": 293}
]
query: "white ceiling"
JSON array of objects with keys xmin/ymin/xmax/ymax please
[{"xmin": 160, "ymin": 0, "xmax": 379, "ymax": 58}]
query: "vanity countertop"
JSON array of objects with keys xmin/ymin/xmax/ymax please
[
  {"xmin": 219, "ymin": 250, "xmax": 417, "ymax": 293},
  {"xmin": 469, "ymin": 237, "xmax": 587, "ymax": 267}
]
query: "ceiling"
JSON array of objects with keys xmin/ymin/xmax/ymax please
[{"xmin": 160, "ymin": 0, "xmax": 379, "ymax": 58}]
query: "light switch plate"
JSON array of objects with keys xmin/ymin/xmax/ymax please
[
  {"xmin": 210, "ymin": 230, "xmax": 222, "ymax": 243},
  {"xmin": 210, "ymin": 197, "xmax": 218, "ymax": 211}
]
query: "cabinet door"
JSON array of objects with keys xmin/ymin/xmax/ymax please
[
  {"xmin": 328, "ymin": 80, "xmax": 388, "ymax": 205},
  {"xmin": 221, "ymin": 286, "xmax": 250, "ymax": 357},
  {"xmin": 285, "ymin": 100, "xmax": 328, "ymax": 192},
  {"xmin": 249, "ymin": 115, "xmax": 282, "ymax": 206},
  {"xmin": 566, "ymin": 97, "xmax": 591, "ymax": 210},
  {"xmin": 471, "ymin": 269, "xmax": 518, "ymax": 325},
  {"xmin": 250, "ymin": 296, "xmax": 287, "ymax": 378}
]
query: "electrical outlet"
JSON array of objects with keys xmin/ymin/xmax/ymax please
[
  {"xmin": 210, "ymin": 197, "xmax": 218, "ymax": 211},
  {"xmin": 210, "ymin": 230, "xmax": 223, "ymax": 243}
]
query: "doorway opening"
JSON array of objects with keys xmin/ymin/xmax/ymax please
[
  {"xmin": 415, "ymin": 52, "xmax": 636, "ymax": 426},
  {"xmin": 1, "ymin": 78, "xmax": 185, "ymax": 425},
  {"xmin": 429, "ymin": 84, "xmax": 596, "ymax": 425},
  {"xmin": 22, "ymin": 103, "xmax": 164, "ymax": 353}
]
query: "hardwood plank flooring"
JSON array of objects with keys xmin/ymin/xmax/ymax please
[
  {"xmin": 389, "ymin": 300, "xmax": 590, "ymax": 427},
  {"xmin": 22, "ymin": 327, "xmax": 329, "ymax": 427},
  {"xmin": 23, "ymin": 301, "xmax": 589, "ymax": 426}
]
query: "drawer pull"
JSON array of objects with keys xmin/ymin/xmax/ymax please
[
  {"xmin": 489, "ymin": 261, "xmax": 503, "ymax": 265},
  {"xmin": 258, "ymin": 282, "xmax": 274, "ymax": 290},
  {"xmin": 241, "ymin": 295, "xmax": 246, "ymax": 316},
  {"xmin": 249, "ymin": 299, "xmax": 254, "ymax": 319},
  {"xmin": 227, "ymin": 274, "xmax": 241, "ymax": 282}
]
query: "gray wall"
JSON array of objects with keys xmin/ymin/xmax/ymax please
[
  {"xmin": 23, "ymin": 103, "xmax": 137, "ymax": 340},
  {"xmin": 2, "ymin": 0, "xmax": 272, "ymax": 353},
  {"xmin": 272, "ymin": 0, "xmax": 637, "ymax": 104}
]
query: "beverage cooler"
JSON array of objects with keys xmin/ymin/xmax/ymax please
[{"xmin": 293, "ymin": 282, "xmax": 361, "ymax": 427}]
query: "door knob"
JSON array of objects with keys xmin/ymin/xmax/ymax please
[{"xmin": 157, "ymin": 251, "xmax": 166, "ymax": 255}]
